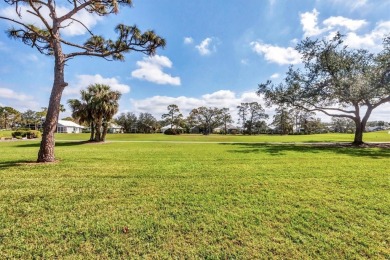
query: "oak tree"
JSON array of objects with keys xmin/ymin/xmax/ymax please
[{"xmin": 258, "ymin": 33, "xmax": 390, "ymax": 144}]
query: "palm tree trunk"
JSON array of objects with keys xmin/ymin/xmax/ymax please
[
  {"xmin": 102, "ymin": 123, "xmax": 108, "ymax": 142},
  {"xmin": 90, "ymin": 122, "xmax": 95, "ymax": 141},
  {"xmin": 95, "ymin": 118, "xmax": 103, "ymax": 142}
]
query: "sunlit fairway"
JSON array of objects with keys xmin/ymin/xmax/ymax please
[
  {"xmin": 0, "ymin": 133, "xmax": 389, "ymax": 258},
  {"xmin": 52, "ymin": 130, "xmax": 390, "ymax": 143}
]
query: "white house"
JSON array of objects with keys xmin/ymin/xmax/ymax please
[
  {"xmin": 108, "ymin": 123, "xmax": 123, "ymax": 133},
  {"xmin": 57, "ymin": 120, "xmax": 84, "ymax": 133},
  {"xmin": 161, "ymin": 125, "xmax": 184, "ymax": 133}
]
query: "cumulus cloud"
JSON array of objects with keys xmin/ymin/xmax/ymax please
[
  {"xmin": 298, "ymin": 9, "xmax": 390, "ymax": 50},
  {"xmin": 300, "ymin": 9, "xmax": 326, "ymax": 37},
  {"xmin": 184, "ymin": 37, "xmax": 194, "ymax": 44},
  {"xmin": 323, "ymin": 16, "xmax": 367, "ymax": 31},
  {"xmin": 195, "ymin": 38, "xmax": 216, "ymax": 56},
  {"xmin": 0, "ymin": 87, "xmax": 40, "ymax": 111},
  {"xmin": 300, "ymin": 9, "xmax": 368, "ymax": 38},
  {"xmin": 131, "ymin": 55, "xmax": 181, "ymax": 86},
  {"xmin": 130, "ymin": 90, "xmax": 272, "ymax": 123},
  {"xmin": 64, "ymin": 74, "xmax": 130, "ymax": 95},
  {"xmin": 0, "ymin": 87, "xmax": 34, "ymax": 101},
  {"xmin": 0, "ymin": 5, "xmax": 102, "ymax": 36},
  {"xmin": 255, "ymin": 9, "xmax": 389, "ymax": 65},
  {"xmin": 343, "ymin": 21, "xmax": 390, "ymax": 49},
  {"xmin": 250, "ymin": 42, "xmax": 301, "ymax": 65},
  {"xmin": 129, "ymin": 89, "xmax": 389, "ymax": 124},
  {"xmin": 270, "ymin": 73, "xmax": 280, "ymax": 79}
]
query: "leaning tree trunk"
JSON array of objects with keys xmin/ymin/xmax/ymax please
[
  {"xmin": 37, "ymin": 38, "xmax": 67, "ymax": 162},
  {"xmin": 352, "ymin": 107, "xmax": 372, "ymax": 146}
]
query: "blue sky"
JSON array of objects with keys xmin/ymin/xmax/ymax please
[{"xmin": 0, "ymin": 0, "xmax": 390, "ymax": 122}]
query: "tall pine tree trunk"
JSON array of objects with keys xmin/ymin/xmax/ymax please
[{"xmin": 37, "ymin": 43, "xmax": 66, "ymax": 162}]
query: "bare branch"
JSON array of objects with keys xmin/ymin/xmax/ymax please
[
  {"xmin": 65, "ymin": 46, "xmax": 152, "ymax": 59},
  {"xmin": 69, "ymin": 17, "xmax": 95, "ymax": 36},
  {"xmin": 26, "ymin": 0, "xmax": 53, "ymax": 36},
  {"xmin": 57, "ymin": 0, "xmax": 93, "ymax": 23}
]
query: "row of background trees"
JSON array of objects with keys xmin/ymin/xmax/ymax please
[
  {"xmin": 0, "ymin": 106, "xmax": 65, "ymax": 131},
  {"xmin": 114, "ymin": 103, "xmax": 390, "ymax": 135},
  {"xmin": 2, "ymin": 100, "xmax": 388, "ymax": 136}
]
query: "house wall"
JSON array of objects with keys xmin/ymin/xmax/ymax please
[{"xmin": 57, "ymin": 126, "xmax": 82, "ymax": 133}]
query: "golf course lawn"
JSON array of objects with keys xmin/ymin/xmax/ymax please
[{"xmin": 0, "ymin": 133, "xmax": 389, "ymax": 258}]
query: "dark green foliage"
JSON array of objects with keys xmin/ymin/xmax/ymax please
[
  {"xmin": 11, "ymin": 130, "xmax": 41, "ymax": 139},
  {"xmin": 258, "ymin": 33, "xmax": 390, "ymax": 144},
  {"xmin": 164, "ymin": 128, "xmax": 180, "ymax": 135}
]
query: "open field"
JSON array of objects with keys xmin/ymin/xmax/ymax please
[
  {"xmin": 53, "ymin": 131, "xmax": 390, "ymax": 143},
  {"xmin": 0, "ymin": 134, "xmax": 389, "ymax": 258}
]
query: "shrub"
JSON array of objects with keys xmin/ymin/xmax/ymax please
[
  {"xmin": 164, "ymin": 128, "xmax": 179, "ymax": 135},
  {"xmin": 230, "ymin": 129, "xmax": 238, "ymax": 135},
  {"xmin": 12, "ymin": 131, "xmax": 27, "ymax": 138},
  {"xmin": 27, "ymin": 130, "xmax": 41, "ymax": 139},
  {"xmin": 12, "ymin": 130, "xmax": 42, "ymax": 139}
]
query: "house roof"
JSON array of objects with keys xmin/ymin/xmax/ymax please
[
  {"xmin": 109, "ymin": 123, "xmax": 123, "ymax": 129},
  {"xmin": 57, "ymin": 120, "xmax": 84, "ymax": 128},
  {"xmin": 161, "ymin": 125, "xmax": 183, "ymax": 130}
]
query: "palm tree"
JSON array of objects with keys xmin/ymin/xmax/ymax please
[{"xmin": 68, "ymin": 84, "xmax": 121, "ymax": 142}]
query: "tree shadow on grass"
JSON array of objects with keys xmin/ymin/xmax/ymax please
[
  {"xmin": 222, "ymin": 143, "xmax": 390, "ymax": 159},
  {"xmin": 15, "ymin": 140, "xmax": 90, "ymax": 148},
  {"xmin": 0, "ymin": 160, "xmax": 31, "ymax": 169}
]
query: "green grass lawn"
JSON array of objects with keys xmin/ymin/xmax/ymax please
[
  {"xmin": 54, "ymin": 130, "xmax": 390, "ymax": 143},
  {"xmin": 0, "ymin": 135, "xmax": 389, "ymax": 258}
]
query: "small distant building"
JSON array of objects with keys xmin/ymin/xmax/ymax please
[
  {"xmin": 108, "ymin": 123, "xmax": 124, "ymax": 133},
  {"xmin": 214, "ymin": 125, "xmax": 240, "ymax": 134},
  {"xmin": 190, "ymin": 126, "xmax": 201, "ymax": 134},
  {"xmin": 161, "ymin": 125, "xmax": 184, "ymax": 133},
  {"xmin": 57, "ymin": 120, "xmax": 84, "ymax": 133}
]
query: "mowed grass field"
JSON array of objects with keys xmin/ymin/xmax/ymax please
[
  {"xmin": 55, "ymin": 130, "xmax": 390, "ymax": 143},
  {"xmin": 0, "ymin": 133, "xmax": 389, "ymax": 258}
]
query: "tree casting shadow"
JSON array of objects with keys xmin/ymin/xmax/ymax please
[
  {"xmin": 16, "ymin": 140, "xmax": 90, "ymax": 148},
  {"xmin": 222, "ymin": 143, "xmax": 390, "ymax": 159}
]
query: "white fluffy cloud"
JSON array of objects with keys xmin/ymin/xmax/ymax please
[
  {"xmin": 0, "ymin": 87, "xmax": 33, "ymax": 101},
  {"xmin": 250, "ymin": 42, "xmax": 301, "ymax": 65},
  {"xmin": 0, "ymin": 5, "xmax": 102, "ymax": 36},
  {"xmin": 323, "ymin": 16, "xmax": 367, "ymax": 31},
  {"xmin": 255, "ymin": 10, "xmax": 389, "ymax": 65},
  {"xmin": 195, "ymin": 38, "xmax": 215, "ymax": 56},
  {"xmin": 298, "ymin": 9, "xmax": 390, "ymax": 50},
  {"xmin": 130, "ymin": 90, "xmax": 272, "ymax": 123},
  {"xmin": 343, "ymin": 21, "xmax": 390, "ymax": 49},
  {"xmin": 131, "ymin": 55, "xmax": 181, "ymax": 86},
  {"xmin": 64, "ymin": 74, "xmax": 130, "ymax": 96},
  {"xmin": 300, "ymin": 9, "xmax": 326, "ymax": 38},
  {"xmin": 184, "ymin": 37, "xmax": 194, "ymax": 44},
  {"xmin": 0, "ymin": 87, "xmax": 40, "ymax": 111},
  {"xmin": 130, "ymin": 89, "xmax": 390, "ymax": 124},
  {"xmin": 300, "ymin": 9, "xmax": 367, "ymax": 38},
  {"xmin": 270, "ymin": 73, "xmax": 280, "ymax": 79}
]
